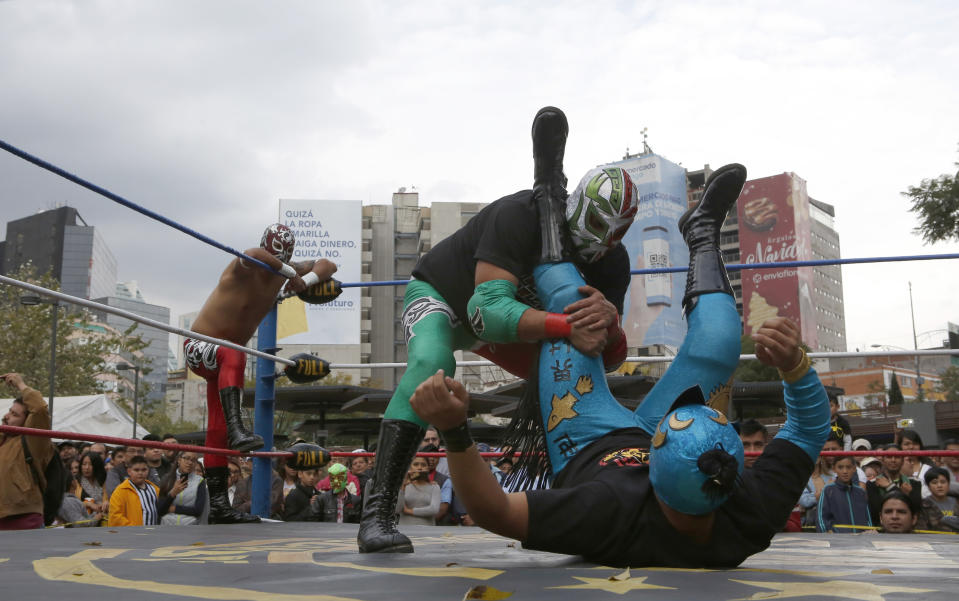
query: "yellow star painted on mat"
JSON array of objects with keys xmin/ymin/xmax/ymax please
[
  {"xmin": 575, "ymin": 374, "xmax": 593, "ymax": 395},
  {"xmin": 729, "ymin": 579, "xmax": 936, "ymax": 601},
  {"xmin": 550, "ymin": 575, "xmax": 675, "ymax": 595},
  {"xmin": 547, "ymin": 392, "xmax": 579, "ymax": 432}
]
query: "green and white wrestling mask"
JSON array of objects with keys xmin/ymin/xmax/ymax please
[
  {"xmin": 328, "ymin": 462, "xmax": 348, "ymax": 494},
  {"xmin": 566, "ymin": 166, "xmax": 638, "ymax": 263}
]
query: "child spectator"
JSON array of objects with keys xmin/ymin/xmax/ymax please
[
  {"xmin": 283, "ymin": 468, "xmax": 320, "ymax": 522},
  {"xmin": 816, "ymin": 456, "xmax": 871, "ymax": 533},
  {"xmin": 108, "ymin": 455, "xmax": 159, "ymax": 526},
  {"xmin": 917, "ymin": 467, "xmax": 959, "ymax": 532},
  {"xmin": 859, "ymin": 457, "xmax": 882, "ymax": 484},
  {"xmin": 315, "ymin": 463, "xmax": 361, "ymax": 523}
]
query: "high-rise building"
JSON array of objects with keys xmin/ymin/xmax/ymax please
[
  {"xmin": 1, "ymin": 206, "xmax": 117, "ymax": 300},
  {"xmin": 729, "ymin": 172, "xmax": 846, "ymax": 352},
  {"xmin": 1, "ymin": 206, "xmax": 171, "ymax": 401},
  {"xmin": 91, "ymin": 294, "xmax": 170, "ymax": 404},
  {"xmin": 358, "ymin": 192, "xmax": 505, "ymax": 392}
]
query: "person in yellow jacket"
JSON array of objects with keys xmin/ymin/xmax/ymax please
[
  {"xmin": 1, "ymin": 373, "xmax": 54, "ymax": 530},
  {"xmin": 109, "ymin": 455, "xmax": 159, "ymax": 526}
]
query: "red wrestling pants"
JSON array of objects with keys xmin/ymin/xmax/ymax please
[{"xmin": 184, "ymin": 338, "xmax": 246, "ymax": 468}]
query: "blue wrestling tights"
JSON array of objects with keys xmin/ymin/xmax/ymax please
[{"xmin": 533, "ymin": 263, "xmax": 742, "ymax": 474}]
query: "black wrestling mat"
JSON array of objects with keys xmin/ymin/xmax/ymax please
[{"xmin": 2, "ymin": 523, "xmax": 957, "ymax": 600}]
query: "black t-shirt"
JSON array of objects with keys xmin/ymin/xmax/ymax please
[
  {"xmin": 524, "ymin": 428, "xmax": 814, "ymax": 568},
  {"xmin": 412, "ymin": 190, "xmax": 630, "ymax": 335},
  {"xmin": 831, "ymin": 415, "xmax": 852, "ymax": 441}
]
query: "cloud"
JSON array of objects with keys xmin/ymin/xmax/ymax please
[{"xmin": 1, "ymin": 0, "xmax": 957, "ymax": 354}]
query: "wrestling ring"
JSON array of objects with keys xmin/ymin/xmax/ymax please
[{"xmin": 3, "ymin": 140, "xmax": 959, "ymax": 600}]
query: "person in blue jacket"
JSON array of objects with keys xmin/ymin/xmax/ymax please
[{"xmin": 817, "ymin": 455, "xmax": 872, "ymax": 533}]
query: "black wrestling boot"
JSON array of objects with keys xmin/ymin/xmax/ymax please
[
  {"xmin": 678, "ymin": 163, "xmax": 747, "ymax": 315},
  {"xmin": 219, "ymin": 386, "xmax": 264, "ymax": 452},
  {"xmin": 532, "ymin": 106, "xmax": 570, "ymax": 263},
  {"xmin": 357, "ymin": 419, "xmax": 425, "ymax": 553},
  {"xmin": 207, "ymin": 465, "xmax": 261, "ymax": 524}
]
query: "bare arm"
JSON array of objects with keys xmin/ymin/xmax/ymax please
[{"xmin": 410, "ymin": 369, "xmax": 529, "ymax": 540}]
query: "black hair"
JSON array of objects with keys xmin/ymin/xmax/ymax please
[
  {"xmin": 739, "ymin": 419, "xmax": 768, "ymax": 440},
  {"xmin": 898, "ymin": 429, "xmax": 924, "ymax": 448},
  {"xmin": 924, "ymin": 466, "xmax": 950, "ymax": 486},
  {"xmin": 880, "ymin": 442, "xmax": 901, "ymax": 451},
  {"xmin": 419, "ymin": 443, "xmax": 439, "ymax": 454},
  {"xmin": 942, "ymin": 438, "xmax": 959, "ymax": 448},
  {"xmin": 161, "ymin": 433, "xmax": 175, "ymax": 440},
  {"xmin": 825, "ymin": 430, "xmax": 842, "ymax": 444},
  {"xmin": 697, "ymin": 445, "xmax": 741, "ymax": 501},
  {"xmin": 881, "ymin": 488, "xmax": 918, "ymax": 516},
  {"xmin": 500, "ymin": 345, "xmax": 552, "ymax": 491},
  {"xmin": 127, "ymin": 455, "xmax": 148, "ymax": 467},
  {"xmin": 80, "ymin": 451, "xmax": 107, "ymax": 486},
  {"xmin": 142, "ymin": 433, "xmax": 161, "ymax": 442}
]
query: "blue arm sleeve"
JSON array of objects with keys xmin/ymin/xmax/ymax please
[{"xmin": 774, "ymin": 368, "xmax": 831, "ymax": 462}]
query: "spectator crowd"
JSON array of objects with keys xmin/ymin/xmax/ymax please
[{"xmin": 3, "ymin": 373, "xmax": 958, "ymax": 538}]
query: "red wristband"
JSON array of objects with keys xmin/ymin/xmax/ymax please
[{"xmin": 543, "ymin": 313, "xmax": 573, "ymax": 338}]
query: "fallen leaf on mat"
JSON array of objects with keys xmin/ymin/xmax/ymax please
[
  {"xmin": 446, "ymin": 562, "xmax": 459, "ymax": 567},
  {"xmin": 190, "ymin": 542, "xmax": 205, "ymax": 546},
  {"xmin": 871, "ymin": 568, "xmax": 894, "ymax": 575},
  {"xmin": 609, "ymin": 568, "xmax": 631, "ymax": 581},
  {"xmin": 83, "ymin": 541, "xmax": 102, "ymax": 546},
  {"xmin": 463, "ymin": 585, "xmax": 512, "ymax": 600}
]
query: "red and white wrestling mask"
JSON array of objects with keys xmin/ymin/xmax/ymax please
[{"xmin": 261, "ymin": 223, "xmax": 295, "ymax": 263}]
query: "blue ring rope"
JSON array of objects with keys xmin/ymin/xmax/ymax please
[
  {"xmin": 4, "ymin": 138, "xmax": 957, "ymax": 289},
  {"xmin": 340, "ymin": 253, "xmax": 959, "ymax": 288},
  {"xmin": 0, "ymin": 138, "xmax": 282, "ymax": 276}
]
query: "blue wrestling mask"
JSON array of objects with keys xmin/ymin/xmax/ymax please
[{"xmin": 649, "ymin": 386, "xmax": 744, "ymax": 516}]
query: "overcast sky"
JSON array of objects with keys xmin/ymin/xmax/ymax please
[{"xmin": 2, "ymin": 0, "xmax": 958, "ymax": 356}]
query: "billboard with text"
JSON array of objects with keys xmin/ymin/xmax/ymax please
[
  {"xmin": 737, "ymin": 173, "xmax": 817, "ymax": 348},
  {"xmin": 277, "ymin": 199, "xmax": 361, "ymax": 345}
]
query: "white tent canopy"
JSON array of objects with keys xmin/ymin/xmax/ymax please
[{"xmin": 1, "ymin": 393, "xmax": 150, "ymax": 441}]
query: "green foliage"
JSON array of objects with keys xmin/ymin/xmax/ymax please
[
  {"xmin": 0, "ymin": 264, "xmax": 149, "ymax": 396},
  {"xmin": 938, "ymin": 366, "xmax": 959, "ymax": 403},
  {"xmin": 888, "ymin": 373, "xmax": 905, "ymax": 406},
  {"xmin": 733, "ymin": 333, "xmax": 783, "ymax": 382},
  {"xmin": 903, "ymin": 152, "xmax": 959, "ymax": 244}
]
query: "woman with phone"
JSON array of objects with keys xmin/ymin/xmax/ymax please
[
  {"xmin": 158, "ymin": 452, "xmax": 209, "ymax": 525},
  {"xmin": 396, "ymin": 456, "xmax": 441, "ymax": 526}
]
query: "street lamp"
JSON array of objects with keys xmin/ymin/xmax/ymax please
[
  {"xmin": 19, "ymin": 294, "xmax": 59, "ymax": 422},
  {"xmin": 116, "ymin": 363, "xmax": 141, "ymax": 438},
  {"xmin": 908, "ymin": 282, "xmax": 923, "ymax": 402}
]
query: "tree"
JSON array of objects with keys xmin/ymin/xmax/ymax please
[
  {"xmin": 0, "ymin": 264, "xmax": 148, "ymax": 396},
  {"xmin": 938, "ymin": 366, "xmax": 959, "ymax": 403},
  {"xmin": 888, "ymin": 373, "xmax": 905, "ymax": 406},
  {"xmin": 902, "ymin": 152, "xmax": 959, "ymax": 243}
]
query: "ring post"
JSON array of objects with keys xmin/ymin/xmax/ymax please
[{"xmin": 252, "ymin": 306, "xmax": 278, "ymax": 518}]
